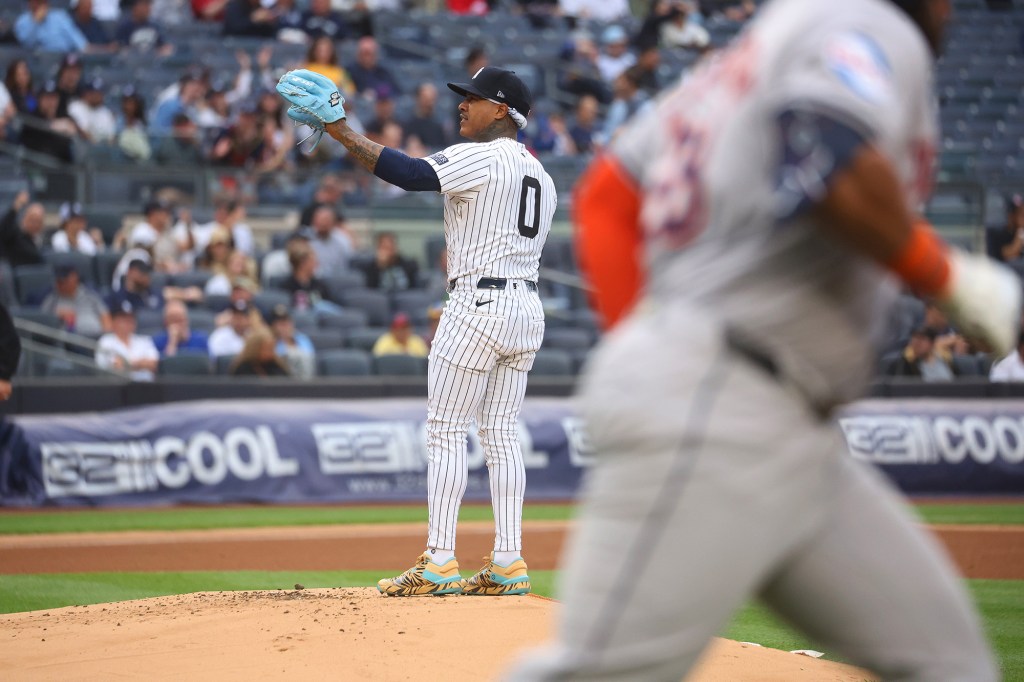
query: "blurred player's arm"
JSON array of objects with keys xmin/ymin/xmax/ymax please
[
  {"xmin": 789, "ymin": 110, "xmax": 1020, "ymax": 354},
  {"xmin": 573, "ymin": 154, "xmax": 644, "ymax": 331}
]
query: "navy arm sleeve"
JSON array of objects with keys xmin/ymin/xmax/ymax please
[
  {"xmin": 374, "ymin": 147, "xmax": 442, "ymax": 193},
  {"xmin": 774, "ymin": 107, "xmax": 869, "ymax": 221}
]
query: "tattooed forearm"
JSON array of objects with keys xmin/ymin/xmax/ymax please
[{"xmin": 326, "ymin": 121, "xmax": 383, "ymax": 172}]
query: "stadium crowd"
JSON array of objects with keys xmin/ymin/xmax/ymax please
[{"xmin": 0, "ymin": 0, "xmax": 1022, "ymax": 383}]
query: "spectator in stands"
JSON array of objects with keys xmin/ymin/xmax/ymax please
[
  {"xmin": 51, "ymin": 202, "xmax": 104, "ymax": 254},
  {"xmin": 990, "ymin": 332, "xmax": 1024, "ymax": 382},
  {"xmin": 95, "ymin": 299, "xmax": 160, "ymax": 381},
  {"xmin": 464, "ymin": 45, "xmax": 488, "ymax": 78},
  {"xmin": 15, "ymin": 0, "xmax": 89, "ymax": 53},
  {"xmin": 71, "ymin": 0, "xmax": 116, "ymax": 49},
  {"xmin": 300, "ymin": 204, "xmax": 354, "ymax": 276},
  {"xmin": 598, "ymin": 65, "xmax": 652, "ymax": 146},
  {"xmin": 403, "ymin": 83, "xmax": 449, "ymax": 150},
  {"xmin": 116, "ymin": 87, "xmax": 152, "ymax": 161},
  {"xmin": 193, "ymin": 0, "xmax": 230, "ymax": 22},
  {"xmin": 229, "ymin": 327, "xmax": 289, "ymax": 376},
  {"xmin": 364, "ymin": 232, "xmax": 418, "ymax": 292},
  {"xmin": 268, "ymin": 304, "xmax": 315, "ymax": 379},
  {"xmin": 448, "ymin": 0, "xmax": 489, "ymax": 14},
  {"xmin": 373, "ymin": 312, "xmax": 428, "ymax": 358},
  {"xmin": 107, "ymin": 258, "xmax": 165, "ymax": 312},
  {"xmin": 91, "ymin": 0, "xmax": 121, "ymax": 21},
  {"xmin": 55, "ymin": 53, "xmax": 85, "ymax": 118},
  {"xmin": 188, "ymin": 196, "xmax": 256, "ymax": 257},
  {"xmin": 20, "ymin": 81, "xmax": 77, "ymax": 163},
  {"xmin": 283, "ymin": 239, "xmax": 342, "ymax": 315},
  {"xmin": 155, "ymin": 112, "xmax": 205, "ymax": 165},
  {"xmin": 348, "ymin": 37, "xmax": 400, "ymax": 99},
  {"xmin": 300, "ymin": 174, "xmax": 348, "ymax": 226},
  {"xmin": 202, "ymin": 238, "xmax": 259, "ymax": 296},
  {"xmin": 986, "ymin": 193, "xmax": 1024, "ymax": 263},
  {"xmin": 152, "ymin": 299, "xmax": 209, "ymax": 356},
  {"xmin": 365, "ymin": 85, "xmax": 399, "ymax": 142},
  {"xmin": 194, "ymin": 81, "xmax": 233, "ymax": 131},
  {"xmin": 515, "ymin": 0, "xmax": 561, "ymax": 29},
  {"xmin": 0, "ymin": 192, "xmax": 45, "ymax": 268},
  {"xmin": 660, "ymin": 2, "xmax": 710, "ymax": 51},
  {"xmin": 699, "ymin": 0, "xmax": 755, "ymax": 21},
  {"xmin": 597, "ymin": 25, "xmax": 636, "ymax": 84},
  {"xmin": 254, "ymin": 106, "xmax": 295, "ymax": 177},
  {"xmin": 222, "ymin": 0, "xmax": 277, "ymax": 37},
  {"xmin": 208, "ymin": 298, "xmax": 253, "ymax": 357},
  {"xmin": 632, "ymin": 43, "xmax": 663, "ymax": 94},
  {"xmin": 4, "ymin": 59, "xmax": 36, "ymax": 114},
  {"xmin": 69, "ymin": 77, "xmax": 116, "ymax": 144},
  {"xmin": 526, "ymin": 106, "xmax": 576, "ymax": 156},
  {"xmin": 301, "ymin": 0, "xmax": 349, "ymax": 40},
  {"xmin": 130, "ymin": 201, "xmax": 191, "ymax": 273},
  {"xmin": 0, "ymin": 79, "xmax": 14, "ymax": 142},
  {"xmin": 304, "ymin": 36, "xmax": 356, "ymax": 96},
  {"xmin": 209, "ymin": 102, "xmax": 263, "ymax": 167},
  {"xmin": 151, "ymin": 0, "xmax": 192, "ymax": 25},
  {"xmin": 887, "ymin": 326, "xmax": 955, "ymax": 382},
  {"xmin": 116, "ymin": 0, "xmax": 173, "ymax": 54},
  {"xmin": 196, "ymin": 227, "xmax": 234, "ymax": 275},
  {"xmin": 41, "ymin": 264, "xmax": 111, "ymax": 337},
  {"xmin": 569, "ymin": 93, "xmax": 600, "ymax": 154},
  {"xmin": 151, "ymin": 72, "xmax": 205, "ymax": 134},
  {"xmin": 559, "ymin": 32, "xmax": 613, "ymax": 105},
  {"xmin": 560, "ymin": 0, "xmax": 632, "ymax": 24},
  {"xmin": 261, "ymin": 232, "xmax": 306, "ymax": 283}
]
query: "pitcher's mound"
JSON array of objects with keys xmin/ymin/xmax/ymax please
[{"xmin": 0, "ymin": 588, "xmax": 872, "ymax": 681}]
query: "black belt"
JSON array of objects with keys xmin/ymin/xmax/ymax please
[
  {"xmin": 724, "ymin": 328, "xmax": 779, "ymax": 378},
  {"xmin": 448, "ymin": 277, "xmax": 538, "ymax": 293}
]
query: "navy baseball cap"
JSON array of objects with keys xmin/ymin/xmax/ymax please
[
  {"xmin": 448, "ymin": 66, "xmax": 533, "ymax": 121},
  {"xmin": 112, "ymin": 299, "xmax": 136, "ymax": 317}
]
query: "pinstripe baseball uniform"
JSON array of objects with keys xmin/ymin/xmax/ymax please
[
  {"xmin": 512, "ymin": 0, "xmax": 997, "ymax": 679},
  {"xmin": 422, "ymin": 138, "xmax": 556, "ymax": 556}
]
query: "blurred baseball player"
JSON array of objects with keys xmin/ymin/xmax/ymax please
[
  {"xmin": 510, "ymin": 0, "xmax": 1018, "ymax": 679},
  {"xmin": 277, "ymin": 67, "xmax": 556, "ymax": 596}
]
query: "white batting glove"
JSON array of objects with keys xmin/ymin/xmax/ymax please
[{"xmin": 939, "ymin": 249, "xmax": 1022, "ymax": 356}]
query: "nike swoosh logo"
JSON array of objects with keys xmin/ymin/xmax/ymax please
[{"xmin": 475, "ymin": 299, "xmax": 494, "ymax": 307}]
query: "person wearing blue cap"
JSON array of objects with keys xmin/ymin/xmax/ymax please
[{"xmin": 597, "ymin": 25, "xmax": 636, "ymax": 83}]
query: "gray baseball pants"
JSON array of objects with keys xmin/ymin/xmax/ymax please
[{"xmin": 508, "ymin": 307, "xmax": 997, "ymax": 681}]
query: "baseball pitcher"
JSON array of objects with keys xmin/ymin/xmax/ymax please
[
  {"xmin": 511, "ymin": 0, "xmax": 1018, "ymax": 679},
  {"xmin": 277, "ymin": 66, "xmax": 556, "ymax": 596}
]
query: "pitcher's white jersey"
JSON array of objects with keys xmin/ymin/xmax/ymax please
[
  {"xmin": 611, "ymin": 0, "xmax": 938, "ymax": 407},
  {"xmin": 423, "ymin": 138, "xmax": 556, "ymax": 282}
]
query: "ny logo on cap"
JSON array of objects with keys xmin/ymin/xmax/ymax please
[{"xmin": 497, "ymin": 90, "xmax": 505, "ymax": 98}]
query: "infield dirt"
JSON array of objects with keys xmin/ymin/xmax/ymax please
[{"xmin": 0, "ymin": 588, "xmax": 874, "ymax": 681}]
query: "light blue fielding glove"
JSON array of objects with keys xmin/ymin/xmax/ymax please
[
  {"xmin": 287, "ymin": 104, "xmax": 327, "ymax": 152},
  {"xmin": 276, "ymin": 69, "xmax": 347, "ymax": 125}
]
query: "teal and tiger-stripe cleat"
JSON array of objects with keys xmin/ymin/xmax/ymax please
[
  {"xmin": 377, "ymin": 552, "xmax": 465, "ymax": 597},
  {"xmin": 462, "ymin": 554, "xmax": 531, "ymax": 596}
]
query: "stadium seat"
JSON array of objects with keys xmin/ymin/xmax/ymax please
[
  {"xmin": 306, "ymin": 329, "xmax": 346, "ymax": 351},
  {"xmin": 318, "ymin": 308, "xmax": 370, "ymax": 332},
  {"xmin": 45, "ymin": 357, "xmax": 98, "ymax": 377},
  {"xmin": 529, "ymin": 349, "xmax": 573, "ymax": 377},
  {"xmin": 542, "ymin": 328, "xmax": 592, "ymax": 353},
  {"xmin": 341, "ymin": 289, "xmax": 393, "ymax": 327},
  {"xmin": 14, "ymin": 265, "xmax": 54, "ymax": 305},
  {"xmin": 952, "ymin": 354, "xmax": 982, "ymax": 377},
  {"xmin": 318, "ymin": 349, "xmax": 373, "ymax": 377},
  {"xmin": 374, "ymin": 354, "xmax": 428, "ymax": 376},
  {"xmin": 159, "ymin": 352, "xmax": 212, "ymax": 376},
  {"xmin": 347, "ymin": 327, "xmax": 387, "ymax": 353},
  {"xmin": 213, "ymin": 354, "xmax": 237, "ymax": 375},
  {"xmin": 391, "ymin": 290, "xmax": 437, "ymax": 324}
]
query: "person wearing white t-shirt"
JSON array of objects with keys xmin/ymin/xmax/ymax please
[
  {"xmin": 208, "ymin": 299, "xmax": 253, "ymax": 358},
  {"xmin": 596, "ymin": 25, "xmax": 636, "ymax": 84},
  {"xmin": 990, "ymin": 333, "xmax": 1024, "ymax": 382},
  {"xmin": 68, "ymin": 77, "xmax": 117, "ymax": 144},
  {"xmin": 95, "ymin": 300, "xmax": 159, "ymax": 381},
  {"xmin": 51, "ymin": 203, "xmax": 103, "ymax": 255}
]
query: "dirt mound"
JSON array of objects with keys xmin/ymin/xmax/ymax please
[{"xmin": 0, "ymin": 588, "xmax": 872, "ymax": 681}]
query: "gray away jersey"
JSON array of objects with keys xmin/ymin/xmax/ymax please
[
  {"xmin": 423, "ymin": 138, "xmax": 557, "ymax": 282},
  {"xmin": 611, "ymin": 0, "xmax": 938, "ymax": 407}
]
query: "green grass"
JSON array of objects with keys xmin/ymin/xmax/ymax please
[
  {"xmin": 1, "ymin": 573, "xmax": 1019, "ymax": 679},
  {"xmin": 914, "ymin": 504, "xmax": 1024, "ymax": 526},
  {"xmin": 0, "ymin": 504, "xmax": 576, "ymax": 535},
  {"xmin": 1, "ymin": 502, "xmax": 1021, "ymax": 535}
]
